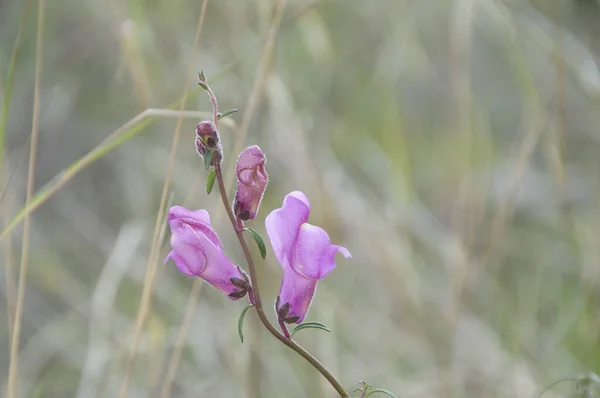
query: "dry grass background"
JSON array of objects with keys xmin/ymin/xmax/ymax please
[{"xmin": 1, "ymin": 0, "xmax": 600, "ymax": 397}]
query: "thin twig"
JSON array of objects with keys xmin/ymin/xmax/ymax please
[{"xmin": 7, "ymin": 0, "xmax": 45, "ymax": 396}]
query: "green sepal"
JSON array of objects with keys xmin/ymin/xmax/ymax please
[
  {"xmin": 290, "ymin": 321, "xmax": 330, "ymax": 338},
  {"xmin": 204, "ymin": 148, "xmax": 214, "ymax": 169},
  {"xmin": 237, "ymin": 304, "xmax": 254, "ymax": 343},
  {"xmin": 243, "ymin": 227, "xmax": 266, "ymax": 259},
  {"xmin": 206, "ymin": 171, "xmax": 216, "ymax": 194}
]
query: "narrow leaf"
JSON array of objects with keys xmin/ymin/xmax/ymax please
[
  {"xmin": 206, "ymin": 171, "xmax": 216, "ymax": 194},
  {"xmin": 218, "ymin": 108, "xmax": 238, "ymax": 120},
  {"xmin": 537, "ymin": 378, "xmax": 579, "ymax": 398},
  {"xmin": 197, "ymin": 71, "xmax": 208, "ymax": 90},
  {"xmin": 204, "ymin": 148, "xmax": 214, "ymax": 169},
  {"xmin": 290, "ymin": 321, "xmax": 331, "ymax": 338},
  {"xmin": 243, "ymin": 227, "xmax": 266, "ymax": 259},
  {"xmin": 367, "ymin": 389, "xmax": 398, "ymax": 398},
  {"xmin": 237, "ymin": 304, "xmax": 254, "ymax": 343}
]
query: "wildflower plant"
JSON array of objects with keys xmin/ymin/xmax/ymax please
[{"xmin": 164, "ymin": 71, "xmax": 395, "ymax": 397}]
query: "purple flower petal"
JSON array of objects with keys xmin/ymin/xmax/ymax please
[
  {"xmin": 166, "ymin": 205, "xmax": 250, "ymax": 299},
  {"xmin": 166, "ymin": 221, "xmax": 207, "ymax": 276},
  {"xmin": 278, "ymin": 267, "xmax": 318, "ymax": 323},
  {"xmin": 168, "ymin": 206, "xmax": 221, "ymax": 249},
  {"xmin": 291, "ymin": 223, "xmax": 351, "ymax": 280},
  {"xmin": 236, "ymin": 145, "xmax": 267, "ymax": 184},
  {"xmin": 267, "ymin": 191, "xmax": 351, "ymax": 324},
  {"xmin": 198, "ymin": 237, "xmax": 247, "ymax": 296},
  {"xmin": 234, "ymin": 145, "xmax": 268, "ymax": 220},
  {"xmin": 265, "ymin": 191, "xmax": 311, "ymax": 270}
]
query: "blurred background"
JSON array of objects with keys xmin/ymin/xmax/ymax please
[{"xmin": 1, "ymin": 0, "xmax": 600, "ymax": 397}]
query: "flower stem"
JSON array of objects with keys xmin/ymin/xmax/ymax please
[
  {"xmin": 214, "ymin": 165, "xmax": 349, "ymax": 397},
  {"xmin": 278, "ymin": 318, "xmax": 291, "ymax": 339},
  {"xmin": 200, "ymin": 75, "xmax": 219, "ymax": 129}
]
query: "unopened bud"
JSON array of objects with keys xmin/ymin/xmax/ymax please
[
  {"xmin": 195, "ymin": 121, "xmax": 223, "ymax": 166},
  {"xmin": 233, "ymin": 145, "xmax": 268, "ymax": 221}
]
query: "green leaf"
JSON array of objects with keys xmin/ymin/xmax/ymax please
[
  {"xmin": 237, "ymin": 304, "xmax": 254, "ymax": 343},
  {"xmin": 243, "ymin": 228, "xmax": 266, "ymax": 259},
  {"xmin": 290, "ymin": 321, "xmax": 331, "ymax": 338},
  {"xmin": 366, "ymin": 389, "xmax": 398, "ymax": 398},
  {"xmin": 204, "ymin": 148, "xmax": 214, "ymax": 169},
  {"xmin": 206, "ymin": 171, "xmax": 216, "ymax": 194},
  {"xmin": 218, "ymin": 109, "xmax": 238, "ymax": 120}
]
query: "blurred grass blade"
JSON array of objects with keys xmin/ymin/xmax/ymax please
[
  {"xmin": 0, "ymin": 102, "xmax": 225, "ymax": 241},
  {"xmin": 537, "ymin": 378, "xmax": 579, "ymax": 398},
  {"xmin": 243, "ymin": 228, "xmax": 266, "ymax": 259},
  {"xmin": 0, "ymin": 0, "xmax": 32, "ymax": 167},
  {"xmin": 206, "ymin": 170, "xmax": 216, "ymax": 194},
  {"xmin": 237, "ymin": 304, "xmax": 254, "ymax": 343},
  {"xmin": 290, "ymin": 321, "xmax": 330, "ymax": 338}
]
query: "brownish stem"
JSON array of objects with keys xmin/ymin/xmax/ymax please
[
  {"xmin": 214, "ymin": 165, "xmax": 349, "ymax": 397},
  {"xmin": 278, "ymin": 318, "xmax": 291, "ymax": 339},
  {"xmin": 201, "ymin": 77, "xmax": 219, "ymax": 129}
]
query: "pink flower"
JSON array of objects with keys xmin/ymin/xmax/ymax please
[
  {"xmin": 165, "ymin": 206, "xmax": 250, "ymax": 299},
  {"xmin": 195, "ymin": 121, "xmax": 223, "ymax": 166},
  {"xmin": 265, "ymin": 192, "xmax": 351, "ymax": 323},
  {"xmin": 233, "ymin": 145, "xmax": 268, "ymax": 221}
]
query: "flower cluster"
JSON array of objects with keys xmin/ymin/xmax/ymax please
[{"xmin": 165, "ymin": 75, "xmax": 351, "ymax": 337}]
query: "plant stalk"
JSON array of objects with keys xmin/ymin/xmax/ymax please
[{"xmin": 213, "ymin": 165, "xmax": 349, "ymax": 397}]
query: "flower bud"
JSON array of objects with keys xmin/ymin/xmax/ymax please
[
  {"xmin": 233, "ymin": 145, "xmax": 268, "ymax": 221},
  {"xmin": 195, "ymin": 121, "xmax": 223, "ymax": 166}
]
